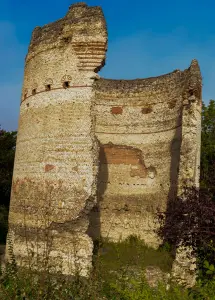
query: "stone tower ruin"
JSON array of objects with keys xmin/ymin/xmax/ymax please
[{"xmin": 6, "ymin": 2, "xmax": 202, "ymax": 276}]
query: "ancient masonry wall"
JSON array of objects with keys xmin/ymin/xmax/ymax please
[
  {"xmin": 177, "ymin": 60, "xmax": 202, "ymax": 192},
  {"xmin": 89, "ymin": 64, "xmax": 201, "ymax": 247},
  {"xmin": 6, "ymin": 3, "xmax": 107, "ymax": 276},
  {"xmin": 6, "ymin": 2, "xmax": 202, "ymax": 277},
  {"xmin": 172, "ymin": 60, "xmax": 202, "ymax": 286}
]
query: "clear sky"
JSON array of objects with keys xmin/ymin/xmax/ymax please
[{"xmin": 0, "ymin": 0, "xmax": 215, "ymax": 131}]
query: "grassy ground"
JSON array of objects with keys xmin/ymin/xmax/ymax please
[
  {"xmin": 0, "ymin": 237, "xmax": 214, "ymax": 299},
  {"xmin": 94, "ymin": 236, "xmax": 173, "ymax": 273}
]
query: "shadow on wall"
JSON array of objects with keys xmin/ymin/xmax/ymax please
[
  {"xmin": 87, "ymin": 117, "xmax": 183, "ymax": 255},
  {"xmin": 87, "ymin": 143, "xmax": 108, "ymax": 250},
  {"xmin": 160, "ymin": 109, "xmax": 183, "ymax": 256}
]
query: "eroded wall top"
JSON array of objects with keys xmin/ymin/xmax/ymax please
[
  {"xmin": 22, "ymin": 2, "xmax": 107, "ymax": 101},
  {"xmin": 28, "ymin": 2, "xmax": 107, "ymax": 63},
  {"xmin": 95, "ymin": 60, "xmax": 201, "ymax": 102},
  {"xmin": 94, "ymin": 61, "xmax": 202, "ymax": 135}
]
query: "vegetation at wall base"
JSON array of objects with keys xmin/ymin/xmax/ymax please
[
  {"xmin": 93, "ymin": 236, "xmax": 174, "ymax": 274},
  {"xmin": 0, "ymin": 240, "xmax": 215, "ymax": 299},
  {"xmin": 0, "ymin": 238, "xmax": 208, "ymax": 300}
]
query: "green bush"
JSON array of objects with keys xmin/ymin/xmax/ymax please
[
  {"xmin": 1, "ymin": 236, "xmax": 215, "ymax": 299},
  {"xmin": 0, "ymin": 264, "xmax": 193, "ymax": 300},
  {"xmin": 0, "ymin": 236, "xmax": 194, "ymax": 299},
  {"xmin": 0, "ymin": 205, "xmax": 8, "ymax": 244}
]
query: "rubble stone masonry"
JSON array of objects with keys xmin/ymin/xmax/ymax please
[{"xmin": 6, "ymin": 2, "xmax": 202, "ymax": 277}]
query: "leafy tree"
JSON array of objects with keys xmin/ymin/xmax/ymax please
[
  {"xmin": 0, "ymin": 127, "xmax": 16, "ymax": 243},
  {"xmin": 0, "ymin": 128, "xmax": 16, "ymax": 207},
  {"xmin": 201, "ymin": 100, "xmax": 215, "ymax": 192},
  {"xmin": 157, "ymin": 187, "xmax": 215, "ymax": 280}
]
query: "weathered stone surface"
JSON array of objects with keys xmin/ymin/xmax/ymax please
[
  {"xmin": 93, "ymin": 65, "xmax": 201, "ymax": 247},
  {"xmin": 6, "ymin": 2, "xmax": 202, "ymax": 281},
  {"xmin": 172, "ymin": 245, "xmax": 196, "ymax": 287},
  {"xmin": 144, "ymin": 266, "xmax": 170, "ymax": 288},
  {"xmin": 6, "ymin": 3, "xmax": 107, "ymax": 276},
  {"xmin": 172, "ymin": 60, "xmax": 202, "ymax": 287}
]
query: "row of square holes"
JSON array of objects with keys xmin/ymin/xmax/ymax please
[
  {"xmin": 27, "ymin": 81, "xmax": 70, "ymax": 98},
  {"xmin": 27, "ymin": 82, "xmax": 176, "ymax": 113}
]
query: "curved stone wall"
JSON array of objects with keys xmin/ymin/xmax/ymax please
[
  {"xmin": 91, "ymin": 66, "xmax": 200, "ymax": 247},
  {"xmin": 7, "ymin": 3, "xmax": 107, "ymax": 276},
  {"xmin": 6, "ymin": 2, "xmax": 202, "ymax": 277}
]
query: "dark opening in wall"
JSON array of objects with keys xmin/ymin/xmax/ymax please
[
  {"xmin": 24, "ymin": 93, "xmax": 27, "ymax": 100},
  {"xmin": 32, "ymin": 89, "xmax": 37, "ymax": 95},
  {"xmin": 26, "ymin": 103, "xmax": 29, "ymax": 107},
  {"xmin": 142, "ymin": 107, "xmax": 152, "ymax": 114},
  {"xmin": 189, "ymin": 90, "xmax": 194, "ymax": 97},
  {"xmin": 63, "ymin": 81, "xmax": 70, "ymax": 89},
  {"xmin": 168, "ymin": 100, "xmax": 177, "ymax": 109},
  {"xmin": 46, "ymin": 84, "xmax": 51, "ymax": 91},
  {"xmin": 63, "ymin": 37, "xmax": 70, "ymax": 43}
]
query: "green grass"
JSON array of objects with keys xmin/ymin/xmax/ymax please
[
  {"xmin": 0, "ymin": 236, "xmax": 214, "ymax": 299},
  {"xmin": 0, "ymin": 265, "xmax": 192, "ymax": 300},
  {"xmin": 94, "ymin": 236, "xmax": 174, "ymax": 274}
]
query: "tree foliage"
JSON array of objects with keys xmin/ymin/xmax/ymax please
[
  {"xmin": 201, "ymin": 100, "xmax": 215, "ymax": 192},
  {"xmin": 0, "ymin": 128, "xmax": 16, "ymax": 207},
  {"xmin": 0, "ymin": 127, "xmax": 16, "ymax": 243}
]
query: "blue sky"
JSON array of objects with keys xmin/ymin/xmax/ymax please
[{"xmin": 1, "ymin": 0, "xmax": 215, "ymax": 130}]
